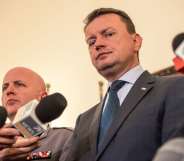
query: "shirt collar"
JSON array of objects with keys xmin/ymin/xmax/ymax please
[{"xmin": 108, "ymin": 65, "xmax": 144, "ymax": 86}]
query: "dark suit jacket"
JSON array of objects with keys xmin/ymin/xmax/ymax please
[{"xmin": 63, "ymin": 71, "xmax": 184, "ymax": 161}]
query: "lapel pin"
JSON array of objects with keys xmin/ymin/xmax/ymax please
[{"xmin": 141, "ymin": 87, "xmax": 147, "ymax": 91}]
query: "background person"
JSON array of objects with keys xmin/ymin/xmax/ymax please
[{"xmin": 0, "ymin": 67, "xmax": 72, "ymax": 161}]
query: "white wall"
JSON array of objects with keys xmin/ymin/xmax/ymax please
[{"xmin": 0, "ymin": 0, "xmax": 183, "ymax": 128}]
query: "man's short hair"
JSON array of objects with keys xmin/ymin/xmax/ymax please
[{"xmin": 84, "ymin": 8, "xmax": 136, "ymax": 34}]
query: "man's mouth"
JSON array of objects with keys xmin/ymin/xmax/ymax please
[
  {"xmin": 6, "ymin": 99, "xmax": 19, "ymax": 106},
  {"xmin": 96, "ymin": 51, "xmax": 112, "ymax": 60}
]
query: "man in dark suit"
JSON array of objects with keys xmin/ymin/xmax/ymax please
[{"xmin": 61, "ymin": 8, "xmax": 184, "ymax": 161}]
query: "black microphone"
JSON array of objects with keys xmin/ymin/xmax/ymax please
[
  {"xmin": 172, "ymin": 33, "xmax": 184, "ymax": 72},
  {"xmin": 0, "ymin": 106, "xmax": 7, "ymax": 128},
  {"xmin": 152, "ymin": 138, "xmax": 184, "ymax": 161},
  {"xmin": 13, "ymin": 92, "xmax": 67, "ymax": 137},
  {"xmin": 35, "ymin": 92, "xmax": 67, "ymax": 123},
  {"xmin": 172, "ymin": 33, "xmax": 184, "ymax": 55}
]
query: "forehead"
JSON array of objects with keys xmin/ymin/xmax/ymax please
[
  {"xmin": 3, "ymin": 69, "xmax": 34, "ymax": 84},
  {"xmin": 85, "ymin": 13, "xmax": 126, "ymax": 36}
]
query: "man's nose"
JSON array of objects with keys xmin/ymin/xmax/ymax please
[
  {"xmin": 6, "ymin": 85, "xmax": 16, "ymax": 96},
  {"xmin": 95, "ymin": 37, "xmax": 106, "ymax": 51}
]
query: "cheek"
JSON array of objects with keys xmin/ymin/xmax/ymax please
[
  {"xmin": 89, "ymin": 50, "xmax": 96, "ymax": 62},
  {"xmin": 20, "ymin": 93, "xmax": 34, "ymax": 104},
  {"xmin": 1, "ymin": 96, "xmax": 5, "ymax": 106},
  {"xmin": 117, "ymin": 41, "xmax": 134, "ymax": 54}
]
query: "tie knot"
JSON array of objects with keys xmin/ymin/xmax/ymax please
[{"xmin": 110, "ymin": 80, "xmax": 126, "ymax": 92}]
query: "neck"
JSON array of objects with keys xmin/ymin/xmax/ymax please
[
  {"xmin": 8, "ymin": 115, "xmax": 15, "ymax": 122},
  {"xmin": 105, "ymin": 63, "xmax": 139, "ymax": 81}
]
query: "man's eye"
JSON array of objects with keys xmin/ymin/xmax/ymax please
[
  {"xmin": 87, "ymin": 39, "xmax": 96, "ymax": 47},
  {"xmin": 16, "ymin": 82, "xmax": 26, "ymax": 87},
  {"xmin": 2, "ymin": 86, "xmax": 7, "ymax": 92},
  {"xmin": 104, "ymin": 32, "xmax": 115, "ymax": 37}
]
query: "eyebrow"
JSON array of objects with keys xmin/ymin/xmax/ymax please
[
  {"xmin": 2, "ymin": 82, "xmax": 8, "ymax": 87},
  {"xmin": 86, "ymin": 27, "xmax": 114, "ymax": 42},
  {"xmin": 100, "ymin": 27, "xmax": 113, "ymax": 35},
  {"xmin": 2, "ymin": 80, "xmax": 25, "ymax": 86},
  {"xmin": 2, "ymin": 82, "xmax": 8, "ymax": 91},
  {"xmin": 86, "ymin": 36, "xmax": 96, "ymax": 44}
]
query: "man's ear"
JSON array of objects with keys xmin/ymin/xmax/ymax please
[
  {"xmin": 133, "ymin": 33, "xmax": 142, "ymax": 52},
  {"xmin": 38, "ymin": 91, "xmax": 48, "ymax": 101}
]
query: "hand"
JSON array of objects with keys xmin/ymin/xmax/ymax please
[
  {"xmin": 0, "ymin": 124, "xmax": 20, "ymax": 149},
  {"xmin": 0, "ymin": 136, "xmax": 39, "ymax": 161},
  {"xmin": 0, "ymin": 124, "xmax": 39, "ymax": 161}
]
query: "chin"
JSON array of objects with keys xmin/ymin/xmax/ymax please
[
  {"xmin": 99, "ymin": 65, "xmax": 118, "ymax": 79},
  {"xmin": 7, "ymin": 107, "xmax": 19, "ymax": 114},
  {"xmin": 97, "ymin": 61, "xmax": 114, "ymax": 70}
]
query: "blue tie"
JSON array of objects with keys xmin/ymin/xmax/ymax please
[{"xmin": 98, "ymin": 80, "xmax": 125, "ymax": 147}]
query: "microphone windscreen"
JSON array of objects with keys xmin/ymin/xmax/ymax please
[
  {"xmin": 35, "ymin": 93, "xmax": 67, "ymax": 123},
  {"xmin": 153, "ymin": 138, "xmax": 184, "ymax": 161},
  {"xmin": 172, "ymin": 33, "xmax": 184, "ymax": 51},
  {"xmin": 0, "ymin": 106, "xmax": 7, "ymax": 128}
]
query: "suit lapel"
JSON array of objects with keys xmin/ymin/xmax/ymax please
[
  {"xmin": 96, "ymin": 71, "xmax": 156, "ymax": 159},
  {"xmin": 89, "ymin": 101, "xmax": 103, "ymax": 156}
]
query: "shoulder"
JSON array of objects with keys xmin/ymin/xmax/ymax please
[
  {"xmin": 138, "ymin": 71, "xmax": 184, "ymax": 96},
  {"xmin": 51, "ymin": 127, "xmax": 73, "ymax": 132},
  {"xmin": 152, "ymin": 74, "xmax": 184, "ymax": 106},
  {"xmin": 48, "ymin": 127, "xmax": 73, "ymax": 137},
  {"xmin": 39, "ymin": 127, "xmax": 73, "ymax": 144},
  {"xmin": 143, "ymin": 71, "xmax": 184, "ymax": 87},
  {"xmin": 77, "ymin": 103, "xmax": 100, "ymax": 121},
  {"xmin": 81, "ymin": 103, "xmax": 100, "ymax": 115},
  {"xmin": 71, "ymin": 103, "xmax": 100, "ymax": 130},
  {"xmin": 155, "ymin": 74, "xmax": 184, "ymax": 88},
  {"xmin": 38, "ymin": 127, "xmax": 73, "ymax": 149},
  {"xmin": 158, "ymin": 74, "xmax": 184, "ymax": 81}
]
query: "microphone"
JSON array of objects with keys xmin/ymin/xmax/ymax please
[
  {"xmin": 12, "ymin": 93, "xmax": 67, "ymax": 137},
  {"xmin": 0, "ymin": 106, "xmax": 7, "ymax": 128},
  {"xmin": 152, "ymin": 138, "xmax": 184, "ymax": 161},
  {"xmin": 35, "ymin": 92, "xmax": 67, "ymax": 123},
  {"xmin": 172, "ymin": 33, "xmax": 184, "ymax": 73}
]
